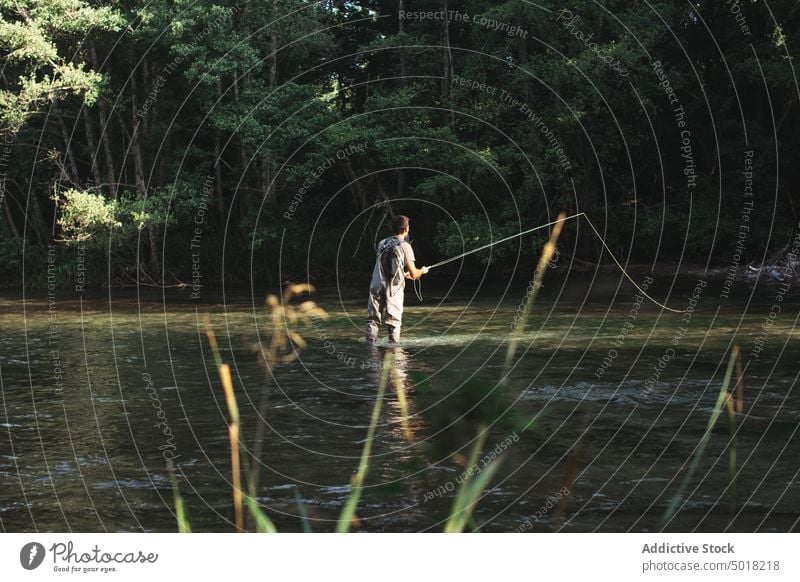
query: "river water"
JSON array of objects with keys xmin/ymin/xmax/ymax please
[{"xmin": 1, "ymin": 275, "xmax": 798, "ymax": 532}]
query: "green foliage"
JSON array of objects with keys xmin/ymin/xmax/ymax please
[
  {"xmin": 2, "ymin": 0, "xmax": 799, "ymax": 287},
  {"xmin": 56, "ymin": 183, "xmax": 201, "ymax": 242},
  {"xmin": 0, "ymin": 0, "xmax": 123, "ymax": 131},
  {"xmin": 55, "ymin": 189, "xmax": 120, "ymax": 243}
]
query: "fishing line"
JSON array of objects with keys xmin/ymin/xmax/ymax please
[
  {"xmin": 427, "ymin": 212, "xmax": 585, "ymax": 270},
  {"xmin": 423, "ymin": 212, "xmax": 685, "ymax": 313},
  {"xmin": 413, "ymin": 277, "xmax": 424, "ymax": 302}
]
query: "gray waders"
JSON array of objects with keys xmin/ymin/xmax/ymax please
[{"xmin": 365, "ymin": 237, "xmax": 411, "ymax": 343}]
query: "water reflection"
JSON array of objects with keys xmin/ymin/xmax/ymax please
[{"xmin": 362, "ymin": 344, "xmax": 417, "ymax": 444}]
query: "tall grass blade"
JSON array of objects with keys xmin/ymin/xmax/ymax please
[
  {"xmin": 245, "ymin": 494, "xmax": 278, "ymax": 533},
  {"xmin": 503, "ymin": 211, "xmax": 567, "ymax": 375},
  {"xmin": 294, "ymin": 488, "xmax": 312, "ymax": 533},
  {"xmin": 725, "ymin": 346, "xmax": 739, "ymax": 517},
  {"xmin": 660, "ymin": 346, "xmax": 739, "ymax": 528},
  {"xmin": 167, "ymin": 462, "xmax": 192, "ymax": 533},
  {"xmin": 444, "ymin": 461, "xmax": 502, "ymax": 533},
  {"xmin": 218, "ymin": 362, "xmax": 244, "ymax": 532},
  {"xmin": 198, "ymin": 288, "xmax": 326, "ymax": 533},
  {"xmin": 724, "ymin": 383, "xmax": 737, "ymax": 517},
  {"xmin": 444, "ymin": 428, "xmax": 501, "ymax": 533},
  {"xmin": 203, "ymin": 314, "xmax": 224, "ymax": 369},
  {"xmin": 205, "ymin": 317, "xmax": 245, "ymax": 532},
  {"xmin": 336, "ymin": 351, "xmax": 391, "ymax": 533},
  {"xmin": 734, "ymin": 347, "xmax": 745, "ymax": 414},
  {"xmin": 391, "ymin": 366, "xmax": 413, "ymax": 443},
  {"xmin": 447, "ymin": 428, "xmax": 487, "ymax": 520}
]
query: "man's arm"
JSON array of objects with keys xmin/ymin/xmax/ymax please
[{"xmin": 404, "ymin": 259, "xmax": 429, "ymax": 280}]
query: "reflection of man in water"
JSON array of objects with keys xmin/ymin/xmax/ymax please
[
  {"xmin": 365, "ymin": 215, "xmax": 429, "ymax": 343},
  {"xmin": 365, "ymin": 345, "xmax": 419, "ymax": 444}
]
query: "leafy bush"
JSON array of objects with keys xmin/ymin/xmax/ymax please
[{"xmin": 54, "ymin": 189, "xmax": 120, "ymax": 243}]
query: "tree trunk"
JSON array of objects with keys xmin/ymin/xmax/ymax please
[
  {"xmin": 158, "ymin": 132, "xmax": 168, "ymax": 188},
  {"xmin": 88, "ymin": 42, "xmax": 117, "ymax": 197},
  {"xmin": 130, "ymin": 58, "xmax": 160, "ymax": 279},
  {"xmin": 141, "ymin": 60, "xmax": 150, "ymax": 137},
  {"xmin": 579, "ymin": 139, "xmax": 598, "ymax": 258},
  {"xmin": 517, "ymin": 35, "xmax": 531, "ymax": 104},
  {"xmin": 56, "ymin": 114, "xmax": 80, "ymax": 184},
  {"xmin": 270, "ymin": 0, "xmax": 279, "ymax": 87},
  {"xmin": 214, "ymin": 134, "xmax": 225, "ymax": 227},
  {"xmin": 398, "ymin": 0, "xmax": 407, "ymax": 84},
  {"xmin": 130, "ymin": 72, "xmax": 147, "ymax": 196},
  {"xmin": 375, "ymin": 177, "xmax": 393, "ymax": 218},
  {"xmin": 81, "ymin": 107, "xmax": 104, "ymax": 190},
  {"xmin": 396, "ymin": 168, "xmax": 405, "ymax": 199},
  {"xmin": 26, "ymin": 184, "xmax": 50, "ymax": 243},
  {"xmin": 3, "ymin": 197, "xmax": 20, "ymax": 237},
  {"xmin": 396, "ymin": 0, "xmax": 407, "ymax": 198},
  {"xmin": 214, "ymin": 75, "xmax": 225, "ymax": 225},
  {"xmin": 227, "ymin": 77, "xmax": 253, "ymax": 216},
  {"xmin": 261, "ymin": 3, "xmax": 279, "ymax": 206},
  {"xmin": 260, "ymin": 156, "xmax": 273, "ymax": 205},
  {"xmin": 97, "ymin": 100, "xmax": 117, "ymax": 197},
  {"xmin": 342, "ymin": 158, "xmax": 365, "ymax": 208},
  {"xmin": 441, "ymin": 0, "xmax": 452, "ymax": 101}
]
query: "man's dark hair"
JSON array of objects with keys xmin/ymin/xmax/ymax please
[{"xmin": 390, "ymin": 214, "xmax": 409, "ymax": 235}]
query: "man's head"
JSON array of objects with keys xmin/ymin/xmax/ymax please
[{"xmin": 390, "ymin": 214, "xmax": 410, "ymax": 237}]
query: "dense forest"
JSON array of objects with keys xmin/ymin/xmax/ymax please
[{"xmin": 1, "ymin": 0, "xmax": 798, "ymax": 289}]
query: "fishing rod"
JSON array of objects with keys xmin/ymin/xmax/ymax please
[
  {"xmin": 427, "ymin": 212, "xmax": 584, "ymax": 270},
  {"xmin": 421, "ymin": 212, "xmax": 685, "ymax": 314}
]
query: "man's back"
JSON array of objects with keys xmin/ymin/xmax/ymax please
[
  {"xmin": 365, "ymin": 215, "xmax": 428, "ymax": 344},
  {"xmin": 369, "ymin": 236, "xmax": 415, "ymax": 296}
]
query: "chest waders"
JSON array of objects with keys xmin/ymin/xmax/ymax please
[{"xmin": 366, "ymin": 238, "xmax": 406, "ymax": 343}]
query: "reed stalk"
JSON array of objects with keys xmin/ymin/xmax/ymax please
[
  {"xmin": 167, "ymin": 461, "xmax": 192, "ymax": 533},
  {"xmin": 440, "ymin": 213, "xmax": 568, "ymax": 533},
  {"xmin": 724, "ymin": 346, "xmax": 740, "ymax": 516},
  {"xmin": 294, "ymin": 488, "xmax": 312, "ymax": 533},
  {"xmin": 444, "ymin": 427, "xmax": 501, "ymax": 533},
  {"xmin": 724, "ymin": 379, "xmax": 738, "ymax": 517},
  {"xmin": 205, "ymin": 317, "xmax": 245, "ymax": 532},
  {"xmin": 336, "ymin": 351, "xmax": 391, "ymax": 532},
  {"xmin": 503, "ymin": 211, "xmax": 567, "ymax": 375},
  {"xmin": 660, "ymin": 346, "xmax": 739, "ymax": 528},
  {"xmin": 391, "ymin": 366, "xmax": 413, "ymax": 443},
  {"xmin": 205, "ymin": 315, "xmax": 280, "ymax": 533},
  {"xmin": 734, "ymin": 347, "xmax": 745, "ymax": 414}
]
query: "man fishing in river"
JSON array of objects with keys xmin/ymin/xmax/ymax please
[{"xmin": 365, "ymin": 215, "xmax": 430, "ymax": 344}]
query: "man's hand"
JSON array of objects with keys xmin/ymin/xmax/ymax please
[
  {"xmin": 405, "ymin": 266, "xmax": 427, "ymax": 279},
  {"xmin": 405, "ymin": 262, "xmax": 429, "ymax": 279}
]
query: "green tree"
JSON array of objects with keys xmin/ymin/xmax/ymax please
[{"xmin": 0, "ymin": 0, "xmax": 123, "ymax": 133}]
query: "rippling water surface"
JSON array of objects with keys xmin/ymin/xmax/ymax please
[{"xmin": 1, "ymin": 276, "xmax": 798, "ymax": 532}]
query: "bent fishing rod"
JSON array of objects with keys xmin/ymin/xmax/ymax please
[{"xmin": 422, "ymin": 212, "xmax": 685, "ymax": 314}]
